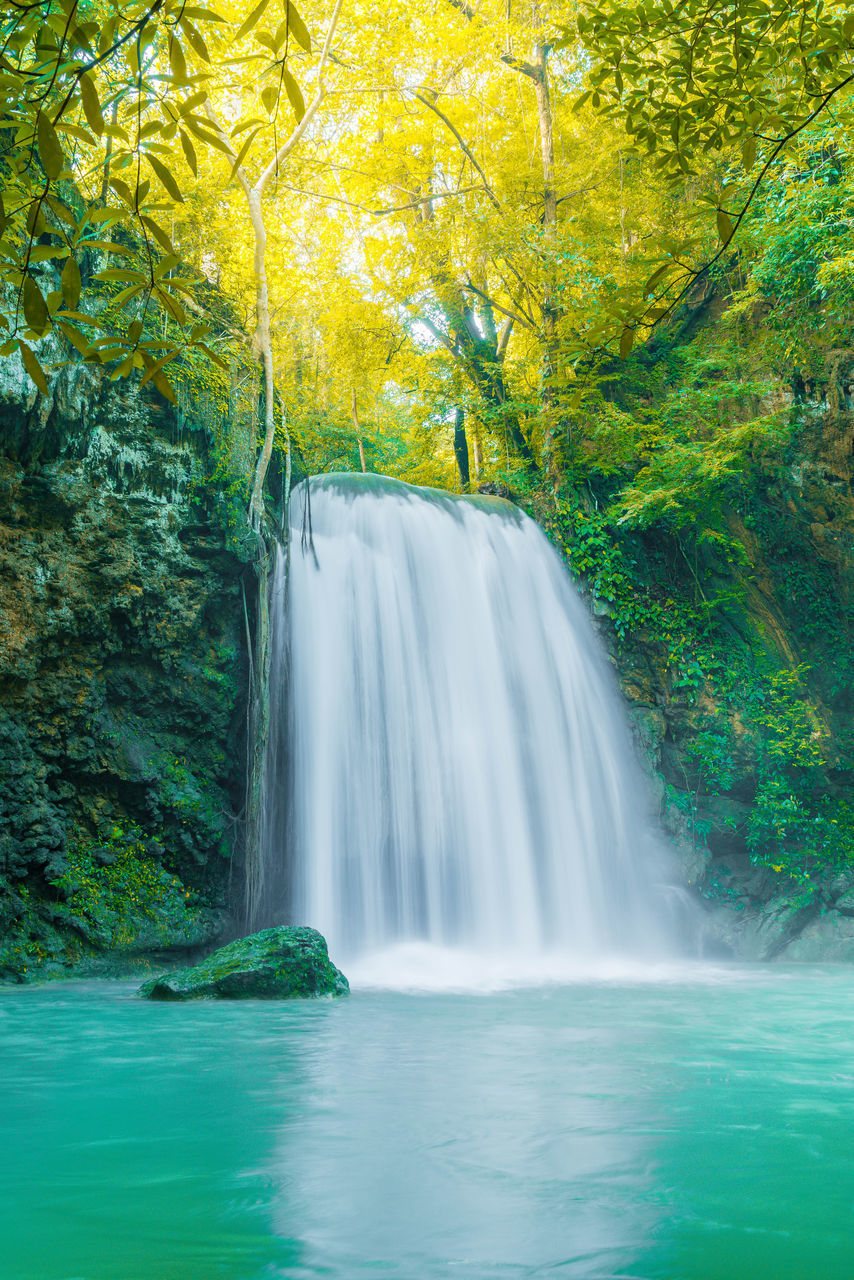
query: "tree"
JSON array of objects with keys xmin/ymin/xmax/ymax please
[
  {"xmin": 0, "ymin": 0, "xmax": 318, "ymax": 516},
  {"xmin": 573, "ymin": 0, "xmax": 854, "ymax": 351}
]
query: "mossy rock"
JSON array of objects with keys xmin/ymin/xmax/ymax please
[{"xmin": 138, "ymin": 925, "xmax": 349, "ymax": 1000}]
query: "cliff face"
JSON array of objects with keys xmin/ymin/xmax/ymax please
[
  {"xmin": 562, "ymin": 351, "xmax": 854, "ymax": 961},
  {"xmin": 0, "ymin": 359, "xmax": 250, "ymax": 979}
]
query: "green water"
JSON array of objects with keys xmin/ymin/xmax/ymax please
[{"xmin": 3, "ymin": 966, "xmax": 854, "ymax": 1279}]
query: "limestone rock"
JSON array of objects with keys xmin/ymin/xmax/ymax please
[{"xmin": 139, "ymin": 926, "xmax": 349, "ymax": 1000}]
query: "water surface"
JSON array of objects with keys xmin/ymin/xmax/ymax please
[{"xmin": 3, "ymin": 966, "xmax": 854, "ymax": 1279}]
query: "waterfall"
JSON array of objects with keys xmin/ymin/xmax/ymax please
[{"xmin": 259, "ymin": 473, "xmax": 676, "ymax": 983}]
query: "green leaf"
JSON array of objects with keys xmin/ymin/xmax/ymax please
[
  {"xmin": 29, "ymin": 246, "xmax": 69, "ymax": 263},
  {"xmin": 169, "ymin": 36, "xmax": 188, "ymax": 84},
  {"xmin": 140, "ymin": 215, "xmax": 178, "ymax": 256},
  {"xmin": 180, "ymin": 90, "xmax": 210, "ymax": 115},
  {"xmin": 261, "ymin": 84, "xmax": 278, "ymax": 115},
  {"xmin": 37, "ymin": 112, "xmax": 64, "ymax": 179},
  {"xmin": 179, "ymin": 128, "xmax": 198, "ymax": 175},
  {"xmin": 145, "ymin": 153, "xmax": 184, "ymax": 202},
  {"xmin": 643, "ymin": 263, "xmax": 670, "ymax": 298},
  {"xmin": 152, "ymin": 368, "xmax": 177, "ymax": 402},
  {"xmin": 235, "ymin": 0, "xmax": 270, "ymax": 43},
  {"xmin": 197, "ymin": 342, "xmax": 228, "ymax": 369},
  {"xmin": 716, "ymin": 208, "xmax": 734, "ymax": 243},
  {"xmin": 109, "ymin": 177, "xmax": 136, "ymax": 207},
  {"xmin": 154, "ymin": 286, "xmax": 187, "ymax": 326},
  {"xmin": 79, "ymin": 240, "xmax": 134, "ymax": 255},
  {"xmin": 26, "ymin": 202, "xmax": 46, "ymax": 237},
  {"xmin": 619, "ymin": 326, "xmax": 634, "ymax": 359},
  {"xmin": 742, "ymin": 134, "xmax": 756, "ymax": 170},
  {"xmin": 23, "ymin": 275, "xmax": 49, "ymax": 332},
  {"xmin": 79, "ymin": 73, "xmax": 104, "ymax": 135},
  {"xmin": 286, "ymin": 1, "xmax": 311, "ymax": 52},
  {"xmin": 57, "ymin": 319, "xmax": 91, "ymax": 356},
  {"xmin": 283, "ymin": 66, "xmax": 305, "ymax": 122},
  {"xmin": 94, "ymin": 269, "xmax": 148, "ymax": 285},
  {"xmin": 229, "ymin": 126, "xmax": 261, "ymax": 178},
  {"xmin": 181, "ymin": 17, "xmax": 211, "ymax": 62},
  {"xmin": 61, "ymin": 256, "xmax": 81, "ymax": 308},
  {"xmin": 110, "ymin": 283, "xmax": 147, "ymax": 309},
  {"xmin": 18, "ymin": 341, "xmax": 49, "ymax": 394},
  {"xmin": 181, "ymin": 117, "xmax": 234, "ymax": 155},
  {"xmin": 45, "ymin": 195, "xmax": 75, "ymax": 230}
]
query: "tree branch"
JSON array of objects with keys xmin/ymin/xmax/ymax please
[
  {"xmin": 462, "ymin": 279, "xmax": 535, "ymax": 331},
  {"xmin": 414, "ymin": 90, "xmax": 501, "ymax": 210}
]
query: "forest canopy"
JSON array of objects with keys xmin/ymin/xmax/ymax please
[{"xmin": 2, "ymin": 0, "xmax": 854, "ymax": 503}]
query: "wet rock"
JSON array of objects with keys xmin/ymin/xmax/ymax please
[
  {"xmin": 781, "ymin": 911, "xmax": 854, "ymax": 962},
  {"xmin": 139, "ymin": 926, "xmax": 349, "ymax": 1000}
]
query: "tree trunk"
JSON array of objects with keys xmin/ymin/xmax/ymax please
[
  {"xmin": 471, "ymin": 422, "xmax": 483, "ymax": 478},
  {"xmin": 247, "ymin": 188, "xmax": 275, "ymax": 530},
  {"xmin": 533, "ymin": 41, "xmax": 560, "ymax": 484},
  {"xmin": 453, "ymin": 406, "xmax": 470, "ymax": 489},
  {"xmin": 351, "ymin": 387, "xmax": 368, "ymax": 472}
]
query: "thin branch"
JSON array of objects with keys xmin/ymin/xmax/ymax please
[
  {"xmin": 414, "ymin": 90, "xmax": 501, "ymax": 210},
  {"xmin": 269, "ymin": 180, "xmax": 483, "ymax": 215}
]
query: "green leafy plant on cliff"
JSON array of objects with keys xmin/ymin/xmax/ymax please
[
  {"xmin": 744, "ymin": 668, "xmax": 854, "ymax": 883},
  {"xmin": 49, "ymin": 825, "xmax": 208, "ymax": 951}
]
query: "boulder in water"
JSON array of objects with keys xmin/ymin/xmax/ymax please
[{"xmin": 138, "ymin": 926, "xmax": 349, "ymax": 1000}]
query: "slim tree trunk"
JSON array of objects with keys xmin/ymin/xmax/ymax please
[
  {"xmin": 247, "ymin": 188, "xmax": 275, "ymax": 528},
  {"xmin": 453, "ymin": 406, "xmax": 470, "ymax": 489},
  {"xmin": 351, "ymin": 387, "xmax": 368, "ymax": 472},
  {"xmin": 205, "ymin": 0, "xmax": 343, "ymax": 531},
  {"xmin": 471, "ymin": 422, "xmax": 483, "ymax": 478},
  {"xmin": 533, "ymin": 41, "xmax": 560, "ymax": 483}
]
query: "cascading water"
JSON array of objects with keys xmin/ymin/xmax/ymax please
[{"xmin": 259, "ymin": 473, "xmax": 676, "ymax": 984}]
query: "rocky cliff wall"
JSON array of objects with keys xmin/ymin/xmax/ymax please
[
  {"xmin": 552, "ymin": 353, "xmax": 854, "ymax": 961},
  {"xmin": 0, "ymin": 359, "xmax": 251, "ymax": 980}
]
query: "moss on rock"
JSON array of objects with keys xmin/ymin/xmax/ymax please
[{"xmin": 138, "ymin": 926, "xmax": 349, "ymax": 1000}]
